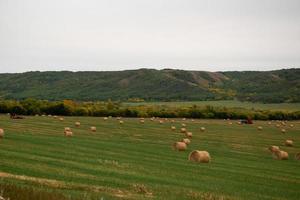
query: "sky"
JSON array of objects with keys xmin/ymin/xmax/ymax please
[{"xmin": 0, "ymin": 0, "xmax": 300, "ymax": 73}]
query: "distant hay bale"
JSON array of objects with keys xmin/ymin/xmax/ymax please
[
  {"xmin": 182, "ymin": 138, "xmax": 191, "ymax": 145},
  {"xmin": 295, "ymin": 153, "xmax": 300, "ymax": 160},
  {"xmin": 228, "ymin": 122, "xmax": 233, "ymax": 125},
  {"xmin": 173, "ymin": 142, "xmax": 187, "ymax": 151},
  {"xmin": 116, "ymin": 117, "xmax": 121, "ymax": 120},
  {"xmin": 64, "ymin": 131, "xmax": 73, "ymax": 137},
  {"xmin": 290, "ymin": 124, "xmax": 294, "ymax": 128},
  {"xmin": 0, "ymin": 128, "xmax": 4, "ymax": 138},
  {"xmin": 180, "ymin": 128, "xmax": 187, "ymax": 133},
  {"xmin": 53, "ymin": 115, "xmax": 58, "ymax": 119},
  {"xmin": 159, "ymin": 120, "xmax": 164, "ymax": 124},
  {"xmin": 281, "ymin": 129, "xmax": 286, "ymax": 134},
  {"xmin": 104, "ymin": 117, "xmax": 108, "ymax": 120},
  {"xmin": 257, "ymin": 126, "xmax": 263, "ymax": 131},
  {"xmin": 188, "ymin": 150, "xmax": 211, "ymax": 163},
  {"xmin": 150, "ymin": 117, "xmax": 155, "ymax": 121},
  {"xmin": 75, "ymin": 122, "xmax": 81, "ymax": 127},
  {"xmin": 185, "ymin": 132, "xmax": 193, "ymax": 138},
  {"xmin": 268, "ymin": 145, "xmax": 280, "ymax": 153},
  {"xmin": 276, "ymin": 124, "xmax": 280, "ymax": 128},
  {"xmin": 285, "ymin": 140, "xmax": 294, "ymax": 147},
  {"xmin": 191, "ymin": 119, "xmax": 195, "ymax": 122},
  {"xmin": 268, "ymin": 122, "xmax": 272, "ymax": 125},
  {"xmin": 171, "ymin": 119, "xmax": 175, "ymax": 123},
  {"xmin": 200, "ymin": 127, "xmax": 206, "ymax": 132},
  {"xmin": 237, "ymin": 121, "xmax": 242, "ymax": 125},
  {"xmin": 59, "ymin": 117, "xmax": 64, "ymax": 121},
  {"xmin": 182, "ymin": 118, "xmax": 186, "ymax": 121},
  {"xmin": 171, "ymin": 126, "xmax": 176, "ymax": 131},
  {"xmin": 119, "ymin": 120, "xmax": 124, "ymax": 124},
  {"xmin": 181, "ymin": 123, "xmax": 186, "ymax": 127},
  {"xmin": 140, "ymin": 119, "xmax": 145, "ymax": 124},
  {"xmin": 42, "ymin": 114, "xmax": 46, "ymax": 117},
  {"xmin": 272, "ymin": 150, "xmax": 289, "ymax": 160},
  {"xmin": 281, "ymin": 121, "xmax": 286, "ymax": 126},
  {"xmin": 90, "ymin": 126, "xmax": 96, "ymax": 132}
]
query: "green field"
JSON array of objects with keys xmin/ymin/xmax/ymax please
[
  {"xmin": 0, "ymin": 115, "xmax": 299, "ymax": 200},
  {"xmin": 124, "ymin": 100, "xmax": 300, "ymax": 111}
]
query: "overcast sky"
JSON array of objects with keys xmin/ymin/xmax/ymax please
[{"xmin": 0, "ymin": 0, "xmax": 299, "ymax": 73}]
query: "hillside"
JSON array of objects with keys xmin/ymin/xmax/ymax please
[{"xmin": 0, "ymin": 68, "xmax": 299, "ymax": 103}]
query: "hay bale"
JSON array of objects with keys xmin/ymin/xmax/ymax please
[
  {"xmin": 0, "ymin": 128, "xmax": 4, "ymax": 138},
  {"xmin": 281, "ymin": 128, "xmax": 286, "ymax": 134},
  {"xmin": 159, "ymin": 120, "xmax": 164, "ymax": 124},
  {"xmin": 268, "ymin": 145, "xmax": 280, "ymax": 153},
  {"xmin": 257, "ymin": 126, "xmax": 263, "ymax": 131},
  {"xmin": 182, "ymin": 138, "xmax": 191, "ymax": 145},
  {"xmin": 104, "ymin": 117, "xmax": 108, "ymax": 120},
  {"xmin": 182, "ymin": 118, "xmax": 186, "ymax": 121},
  {"xmin": 188, "ymin": 150, "xmax": 211, "ymax": 163},
  {"xmin": 173, "ymin": 142, "xmax": 187, "ymax": 151},
  {"xmin": 64, "ymin": 131, "xmax": 73, "ymax": 137},
  {"xmin": 116, "ymin": 117, "xmax": 121, "ymax": 120},
  {"xmin": 171, "ymin": 119, "xmax": 175, "ymax": 123},
  {"xmin": 53, "ymin": 115, "xmax": 58, "ymax": 119},
  {"xmin": 272, "ymin": 150, "xmax": 289, "ymax": 160},
  {"xmin": 75, "ymin": 122, "xmax": 81, "ymax": 127},
  {"xmin": 276, "ymin": 124, "xmax": 280, "ymax": 128},
  {"xmin": 181, "ymin": 123, "xmax": 186, "ymax": 127},
  {"xmin": 150, "ymin": 117, "xmax": 155, "ymax": 121},
  {"xmin": 90, "ymin": 126, "xmax": 96, "ymax": 132},
  {"xmin": 191, "ymin": 119, "xmax": 195, "ymax": 122},
  {"xmin": 171, "ymin": 126, "xmax": 176, "ymax": 131},
  {"xmin": 59, "ymin": 117, "xmax": 64, "ymax": 121},
  {"xmin": 295, "ymin": 153, "xmax": 300, "ymax": 160},
  {"xmin": 185, "ymin": 132, "xmax": 193, "ymax": 138},
  {"xmin": 200, "ymin": 127, "xmax": 206, "ymax": 132},
  {"xmin": 268, "ymin": 122, "xmax": 272, "ymax": 125},
  {"xmin": 285, "ymin": 139, "xmax": 293, "ymax": 147},
  {"xmin": 119, "ymin": 120, "xmax": 124, "ymax": 124},
  {"xmin": 228, "ymin": 122, "xmax": 233, "ymax": 125},
  {"xmin": 64, "ymin": 127, "xmax": 71, "ymax": 132},
  {"xmin": 290, "ymin": 124, "xmax": 294, "ymax": 128},
  {"xmin": 140, "ymin": 119, "xmax": 145, "ymax": 124},
  {"xmin": 180, "ymin": 128, "xmax": 187, "ymax": 133}
]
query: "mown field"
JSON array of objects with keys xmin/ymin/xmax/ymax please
[
  {"xmin": 0, "ymin": 115, "xmax": 299, "ymax": 200},
  {"xmin": 124, "ymin": 100, "xmax": 300, "ymax": 111}
]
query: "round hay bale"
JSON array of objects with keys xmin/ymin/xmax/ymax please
[
  {"xmin": 290, "ymin": 124, "xmax": 294, "ymax": 128},
  {"xmin": 191, "ymin": 119, "xmax": 195, "ymax": 122},
  {"xmin": 182, "ymin": 118, "xmax": 186, "ymax": 121},
  {"xmin": 150, "ymin": 117, "xmax": 155, "ymax": 121},
  {"xmin": 188, "ymin": 150, "xmax": 211, "ymax": 163},
  {"xmin": 64, "ymin": 127, "xmax": 71, "ymax": 132},
  {"xmin": 200, "ymin": 127, "xmax": 206, "ymax": 132},
  {"xmin": 64, "ymin": 131, "xmax": 73, "ymax": 137},
  {"xmin": 59, "ymin": 117, "xmax": 64, "ymax": 121},
  {"xmin": 116, "ymin": 117, "xmax": 121, "ymax": 120},
  {"xmin": 90, "ymin": 126, "xmax": 96, "ymax": 132},
  {"xmin": 173, "ymin": 142, "xmax": 187, "ymax": 151},
  {"xmin": 171, "ymin": 126, "xmax": 176, "ymax": 131},
  {"xmin": 182, "ymin": 138, "xmax": 191, "ymax": 145},
  {"xmin": 285, "ymin": 139, "xmax": 293, "ymax": 147},
  {"xmin": 180, "ymin": 128, "xmax": 187, "ymax": 133},
  {"xmin": 104, "ymin": 117, "xmax": 108, "ymax": 121},
  {"xmin": 268, "ymin": 122, "xmax": 272, "ymax": 125},
  {"xmin": 257, "ymin": 126, "xmax": 263, "ymax": 131},
  {"xmin": 181, "ymin": 123, "xmax": 186, "ymax": 127},
  {"xmin": 185, "ymin": 132, "xmax": 193, "ymax": 138},
  {"xmin": 53, "ymin": 115, "xmax": 58, "ymax": 119},
  {"xmin": 0, "ymin": 128, "xmax": 4, "ymax": 138},
  {"xmin": 228, "ymin": 122, "xmax": 233, "ymax": 125},
  {"xmin": 268, "ymin": 145, "xmax": 280, "ymax": 153},
  {"xmin": 159, "ymin": 120, "xmax": 163, "ymax": 124},
  {"xmin": 140, "ymin": 119, "xmax": 145, "ymax": 124},
  {"xmin": 237, "ymin": 121, "xmax": 242, "ymax": 125},
  {"xmin": 119, "ymin": 120, "xmax": 124, "ymax": 124},
  {"xmin": 295, "ymin": 153, "xmax": 300, "ymax": 160},
  {"xmin": 281, "ymin": 129, "xmax": 286, "ymax": 134},
  {"xmin": 171, "ymin": 119, "xmax": 175, "ymax": 123},
  {"xmin": 75, "ymin": 122, "xmax": 81, "ymax": 127},
  {"xmin": 272, "ymin": 150, "xmax": 289, "ymax": 160}
]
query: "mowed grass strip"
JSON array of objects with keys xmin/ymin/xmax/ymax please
[{"xmin": 0, "ymin": 115, "xmax": 300, "ymax": 200}]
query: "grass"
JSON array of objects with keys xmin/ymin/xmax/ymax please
[
  {"xmin": 0, "ymin": 115, "xmax": 300, "ymax": 200},
  {"xmin": 124, "ymin": 100, "xmax": 300, "ymax": 111}
]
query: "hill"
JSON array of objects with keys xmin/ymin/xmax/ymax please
[{"xmin": 0, "ymin": 68, "xmax": 299, "ymax": 103}]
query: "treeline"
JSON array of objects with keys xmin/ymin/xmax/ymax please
[{"xmin": 0, "ymin": 99, "xmax": 300, "ymax": 120}]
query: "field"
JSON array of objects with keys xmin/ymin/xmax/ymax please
[
  {"xmin": 124, "ymin": 100, "xmax": 300, "ymax": 111},
  {"xmin": 0, "ymin": 115, "xmax": 300, "ymax": 200}
]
